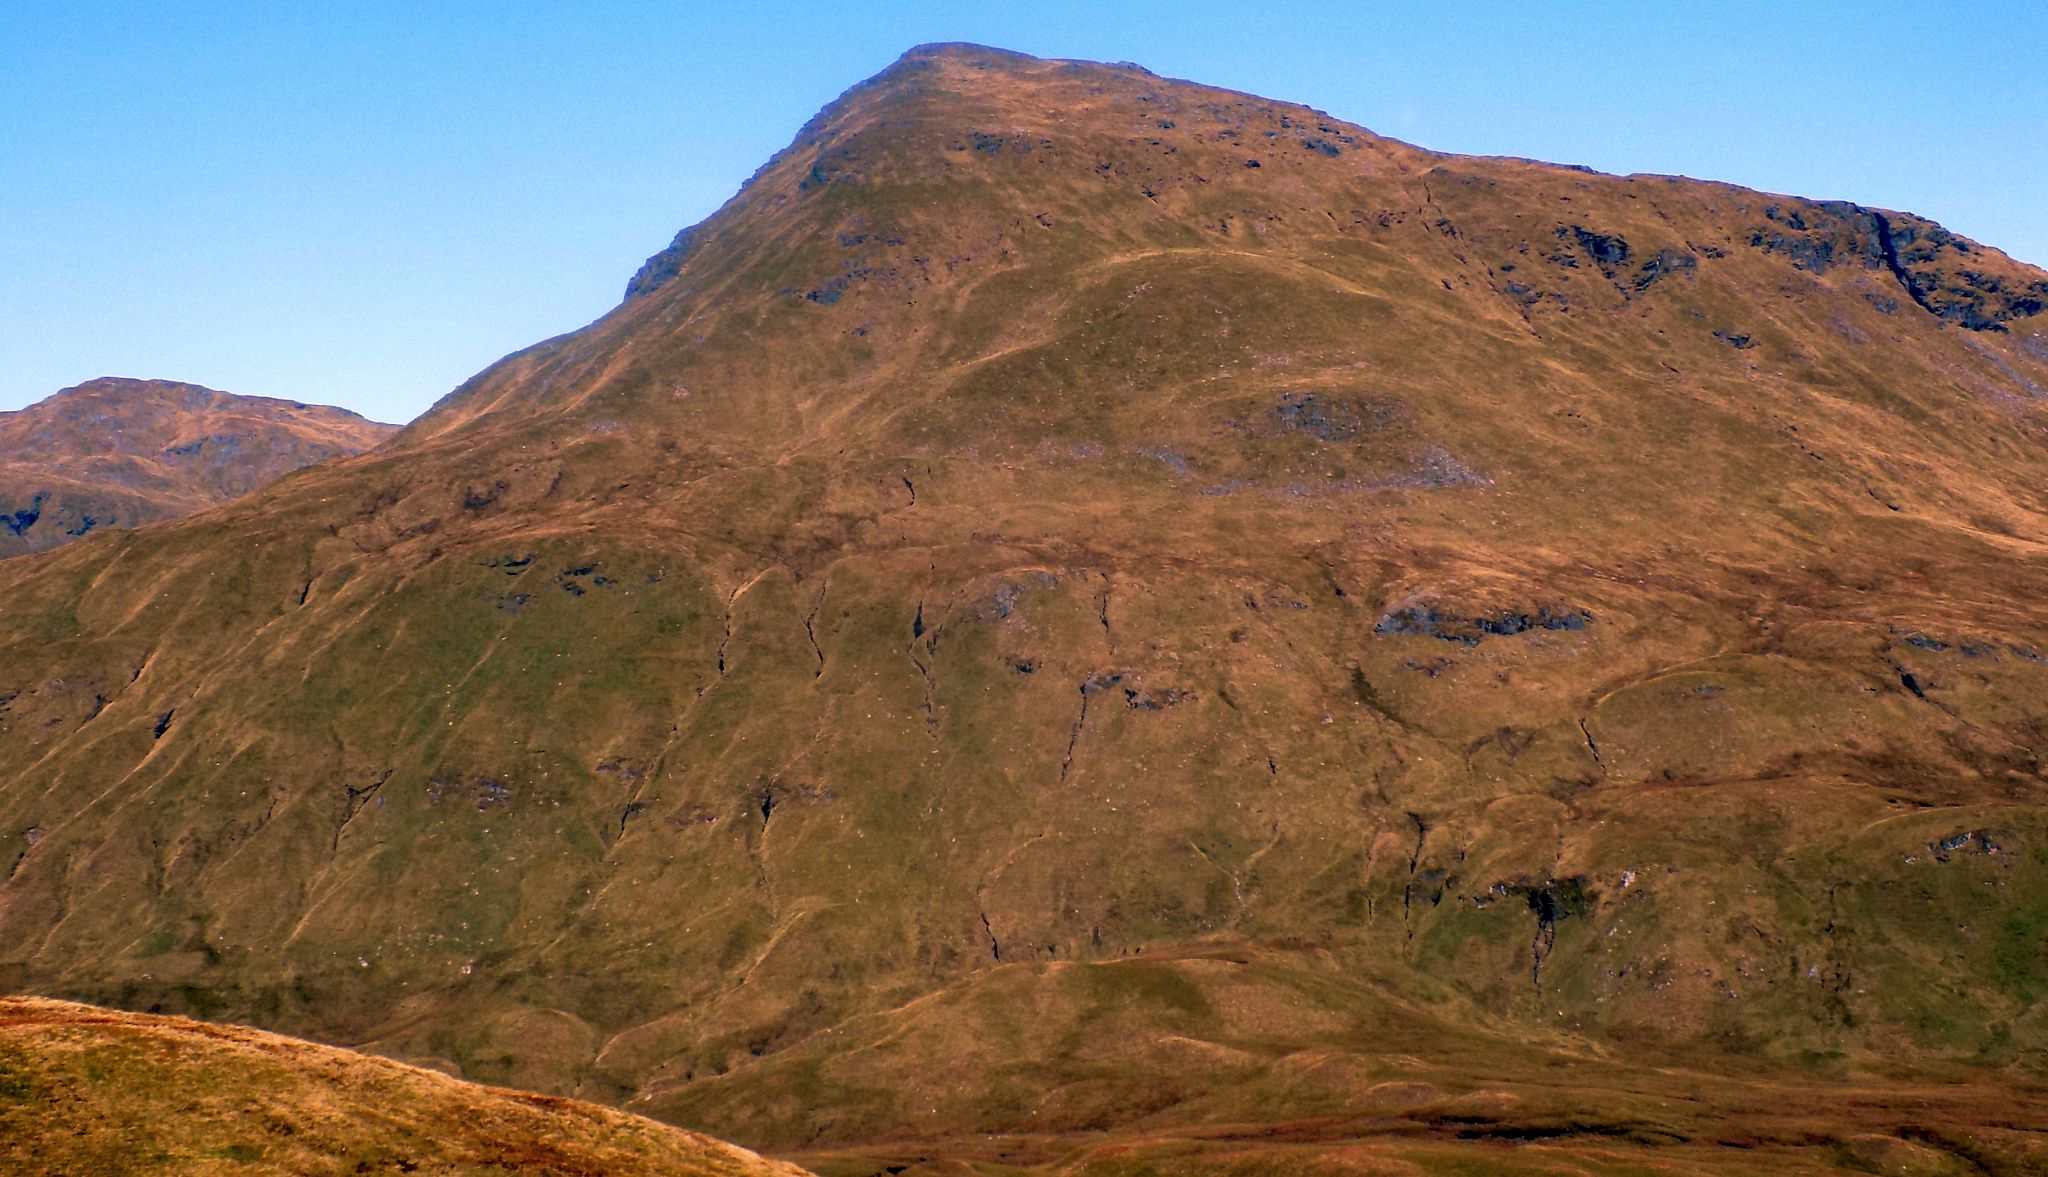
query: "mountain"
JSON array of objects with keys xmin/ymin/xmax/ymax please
[
  {"xmin": 3, "ymin": 42, "xmax": 2048, "ymax": 1173},
  {"xmin": 0, "ymin": 996, "xmax": 811, "ymax": 1176},
  {"xmin": 0, "ymin": 377, "xmax": 397, "ymax": 557}
]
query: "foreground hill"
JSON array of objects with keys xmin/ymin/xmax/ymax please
[
  {"xmin": 2, "ymin": 43, "xmax": 2048, "ymax": 1171},
  {"xmin": 0, "ymin": 377, "xmax": 396, "ymax": 557},
  {"xmin": 0, "ymin": 996, "xmax": 809, "ymax": 1176}
]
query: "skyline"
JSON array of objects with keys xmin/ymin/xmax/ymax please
[{"xmin": 6, "ymin": 2, "xmax": 2046, "ymax": 423}]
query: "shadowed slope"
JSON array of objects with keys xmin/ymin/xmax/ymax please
[
  {"xmin": 1, "ymin": 42, "xmax": 2047, "ymax": 1172},
  {"xmin": 0, "ymin": 996, "xmax": 811, "ymax": 1176},
  {"xmin": 0, "ymin": 378, "xmax": 397, "ymax": 557}
]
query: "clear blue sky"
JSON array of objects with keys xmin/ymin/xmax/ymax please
[{"xmin": 5, "ymin": 2, "xmax": 2044, "ymax": 423}]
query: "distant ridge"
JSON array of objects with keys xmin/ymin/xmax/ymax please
[{"xmin": 0, "ymin": 377, "xmax": 396, "ymax": 557}]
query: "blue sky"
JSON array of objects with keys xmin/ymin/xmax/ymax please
[{"xmin": 5, "ymin": 2, "xmax": 2044, "ymax": 423}]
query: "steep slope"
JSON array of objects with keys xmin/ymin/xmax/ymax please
[
  {"xmin": 3, "ymin": 43, "xmax": 2048, "ymax": 1172},
  {"xmin": 0, "ymin": 996, "xmax": 810, "ymax": 1176},
  {"xmin": 0, "ymin": 377, "xmax": 397, "ymax": 557}
]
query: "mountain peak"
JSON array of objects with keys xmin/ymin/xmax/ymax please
[
  {"xmin": 885, "ymin": 41, "xmax": 1157, "ymax": 76},
  {"xmin": 615, "ymin": 44, "xmax": 1404, "ymax": 307},
  {"xmin": 892, "ymin": 41, "xmax": 1044, "ymax": 67}
]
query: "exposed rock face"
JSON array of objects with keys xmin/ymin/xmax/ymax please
[
  {"xmin": 0, "ymin": 378, "xmax": 396, "ymax": 557},
  {"xmin": 2, "ymin": 42, "xmax": 2047, "ymax": 1172},
  {"xmin": 1747, "ymin": 199, "xmax": 2048, "ymax": 329},
  {"xmin": 624, "ymin": 225, "xmax": 699, "ymax": 301}
]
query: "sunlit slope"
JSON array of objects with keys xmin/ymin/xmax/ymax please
[
  {"xmin": 2, "ymin": 42, "xmax": 2047, "ymax": 1165},
  {"xmin": 0, "ymin": 996, "xmax": 811, "ymax": 1176}
]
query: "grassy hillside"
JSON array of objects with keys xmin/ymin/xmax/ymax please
[
  {"xmin": 1, "ymin": 43, "xmax": 2046, "ymax": 1170},
  {"xmin": 0, "ymin": 996, "xmax": 809, "ymax": 1175}
]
